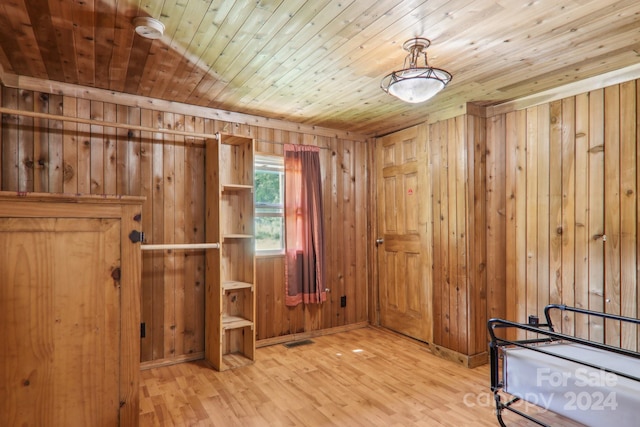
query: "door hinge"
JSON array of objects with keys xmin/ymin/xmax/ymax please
[{"xmin": 140, "ymin": 322, "xmax": 146, "ymax": 338}]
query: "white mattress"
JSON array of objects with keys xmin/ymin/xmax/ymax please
[{"xmin": 503, "ymin": 342, "xmax": 640, "ymax": 427}]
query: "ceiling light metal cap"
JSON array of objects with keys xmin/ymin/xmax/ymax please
[{"xmin": 133, "ymin": 17, "xmax": 165, "ymax": 39}]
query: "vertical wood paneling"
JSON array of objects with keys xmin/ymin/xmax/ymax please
[
  {"xmin": 77, "ymin": 98, "xmax": 91, "ymax": 193},
  {"xmin": 183, "ymin": 116, "xmax": 205, "ymax": 355},
  {"xmin": 637, "ymin": 82, "xmax": 640, "ymax": 350},
  {"xmin": 525, "ymin": 106, "xmax": 539, "ymax": 338},
  {"xmin": 62, "ymin": 96, "xmax": 78, "ymax": 193},
  {"xmin": 574, "ymin": 93, "xmax": 590, "ymax": 340},
  {"xmin": 418, "ymin": 123, "xmax": 434, "ymax": 346},
  {"xmin": 437, "ymin": 121, "xmax": 450, "ymax": 349},
  {"xmin": 252, "ymin": 134, "xmax": 369, "ymax": 341},
  {"xmin": 329, "ymin": 134, "xmax": 341, "ymax": 329},
  {"xmin": 619, "ymin": 81, "xmax": 637, "ymax": 351},
  {"xmin": 537, "ymin": 102, "xmax": 551, "ymax": 327},
  {"xmin": 162, "ymin": 112, "xmax": 176, "ymax": 359},
  {"xmin": 128, "ymin": 107, "xmax": 142, "ymax": 195},
  {"xmin": 431, "ymin": 110, "xmax": 489, "ymax": 359},
  {"xmin": 588, "ymin": 89, "xmax": 605, "ymax": 343},
  {"xmin": 103, "ymin": 103, "xmax": 117, "ymax": 195},
  {"xmin": 343, "ymin": 139, "xmax": 355, "ymax": 326},
  {"xmin": 48, "ymin": 94, "xmax": 63, "ymax": 193},
  {"xmin": 546, "ymin": 101, "xmax": 559, "ymax": 329},
  {"xmin": 430, "ymin": 122, "xmax": 443, "ymax": 346},
  {"xmin": 90, "ymin": 100, "xmax": 104, "ymax": 194},
  {"xmin": 116, "ymin": 104, "xmax": 129, "ymax": 195},
  {"xmin": 560, "ymin": 97, "xmax": 576, "ymax": 335},
  {"xmin": 503, "ymin": 111, "xmax": 518, "ymax": 340},
  {"xmin": 514, "ymin": 110, "xmax": 527, "ymax": 336},
  {"xmin": 453, "ymin": 116, "xmax": 468, "ymax": 353},
  {"xmin": 18, "ymin": 90, "xmax": 33, "ymax": 192},
  {"xmin": 488, "ymin": 78, "xmax": 640, "ymax": 352},
  {"xmin": 140, "ymin": 108, "xmax": 154, "ymax": 362},
  {"xmin": 256, "ymin": 256, "xmax": 272, "ymax": 339},
  {"xmin": 173, "ymin": 114, "xmax": 186, "ymax": 358},
  {"xmin": 33, "ymin": 92, "xmax": 49, "ymax": 192},
  {"xmin": 468, "ymin": 112, "xmax": 488, "ymax": 355},
  {"xmin": 193, "ymin": 120, "xmax": 206, "ymax": 355},
  {"xmin": 256, "ymin": 256, "xmax": 286, "ymax": 339},
  {"xmin": 489, "ymin": 113, "xmax": 507, "ymax": 324},
  {"xmin": 151, "ymin": 111, "xmax": 165, "ymax": 360},
  {"xmin": 446, "ymin": 119, "xmax": 459, "ymax": 350},
  {"xmin": 2, "ymin": 87, "xmax": 18, "ymax": 191},
  {"xmin": 0, "ymin": 84, "xmax": 2, "ymax": 188},
  {"xmin": 119, "ymin": 201, "xmax": 143, "ymax": 425},
  {"xmin": 418, "ymin": 107, "xmax": 490, "ymax": 361},
  {"xmin": 604, "ymin": 86, "xmax": 621, "ymax": 347},
  {"xmin": 355, "ymin": 138, "xmax": 369, "ymax": 324}
]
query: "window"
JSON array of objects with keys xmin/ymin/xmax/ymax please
[{"xmin": 254, "ymin": 154, "xmax": 284, "ymax": 254}]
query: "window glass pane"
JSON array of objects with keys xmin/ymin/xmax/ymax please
[
  {"xmin": 255, "ymin": 216, "xmax": 284, "ymax": 251},
  {"xmin": 255, "ymin": 169, "xmax": 282, "ymax": 205},
  {"xmin": 255, "ymin": 154, "xmax": 284, "ymax": 253}
]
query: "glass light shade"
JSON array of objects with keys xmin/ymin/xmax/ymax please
[
  {"xmin": 381, "ymin": 37, "xmax": 452, "ymax": 103},
  {"xmin": 387, "ymin": 68, "xmax": 447, "ymax": 103}
]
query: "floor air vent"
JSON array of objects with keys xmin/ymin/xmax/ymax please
[{"xmin": 283, "ymin": 339, "xmax": 314, "ymax": 348}]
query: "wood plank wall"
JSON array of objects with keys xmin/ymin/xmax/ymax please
[
  {"xmin": 253, "ymin": 134, "xmax": 370, "ymax": 340},
  {"xmin": 487, "ymin": 80, "xmax": 640, "ymax": 350},
  {"xmin": 0, "ymin": 84, "xmax": 371, "ymax": 365},
  {"xmin": 428, "ymin": 107, "xmax": 488, "ymax": 361}
]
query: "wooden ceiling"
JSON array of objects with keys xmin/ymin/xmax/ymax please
[{"xmin": 1, "ymin": 0, "xmax": 639, "ymax": 136}]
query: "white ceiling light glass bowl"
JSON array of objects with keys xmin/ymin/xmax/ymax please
[{"xmin": 381, "ymin": 38, "xmax": 452, "ymax": 103}]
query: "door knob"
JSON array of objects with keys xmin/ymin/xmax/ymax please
[{"xmin": 376, "ymin": 238, "xmax": 384, "ymax": 244}]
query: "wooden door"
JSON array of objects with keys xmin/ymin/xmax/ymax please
[
  {"xmin": 376, "ymin": 125, "xmax": 432, "ymax": 343},
  {"xmin": 0, "ymin": 217, "xmax": 121, "ymax": 426}
]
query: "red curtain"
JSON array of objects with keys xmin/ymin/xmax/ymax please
[{"xmin": 284, "ymin": 144, "xmax": 326, "ymax": 306}]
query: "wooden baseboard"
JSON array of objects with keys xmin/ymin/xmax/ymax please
[
  {"xmin": 256, "ymin": 321, "xmax": 369, "ymax": 348},
  {"xmin": 140, "ymin": 352, "xmax": 205, "ymax": 371},
  {"xmin": 430, "ymin": 344, "xmax": 488, "ymax": 368}
]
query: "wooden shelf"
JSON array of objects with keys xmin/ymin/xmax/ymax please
[
  {"xmin": 223, "ymin": 281, "xmax": 253, "ymax": 292},
  {"xmin": 221, "ymin": 135, "xmax": 253, "ymax": 146},
  {"xmin": 222, "ymin": 315, "xmax": 253, "ymax": 330},
  {"xmin": 222, "ymin": 184, "xmax": 253, "ymax": 192},
  {"xmin": 223, "ymin": 234, "xmax": 253, "ymax": 240}
]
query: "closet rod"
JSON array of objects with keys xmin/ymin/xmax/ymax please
[
  {"xmin": 255, "ymin": 139, "xmax": 331, "ymax": 151},
  {"xmin": 141, "ymin": 243, "xmax": 220, "ymax": 251},
  {"xmin": 0, "ymin": 106, "xmax": 335, "ymax": 149},
  {"xmin": 0, "ymin": 106, "xmax": 218, "ymax": 140}
]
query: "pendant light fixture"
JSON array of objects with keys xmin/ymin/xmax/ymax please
[{"xmin": 381, "ymin": 38, "xmax": 452, "ymax": 103}]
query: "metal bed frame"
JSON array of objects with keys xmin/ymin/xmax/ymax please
[{"xmin": 487, "ymin": 304, "xmax": 640, "ymax": 427}]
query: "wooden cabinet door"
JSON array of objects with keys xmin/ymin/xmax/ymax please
[
  {"xmin": 0, "ymin": 217, "xmax": 121, "ymax": 426},
  {"xmin": 375, "ymin": 125, "xmax": 433, "ymax": 343}
]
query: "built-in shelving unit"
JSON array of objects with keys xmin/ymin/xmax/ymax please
[{"xmin": 205, "ymin": 133, "xmax": 256, "ymax": 371}]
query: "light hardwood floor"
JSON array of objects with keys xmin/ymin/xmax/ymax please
[{"xmin": 139, "ymin": 327, "xmax": 575, "ymax": 426}]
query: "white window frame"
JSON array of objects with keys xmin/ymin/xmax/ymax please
[{"xmin": 254, "ymin": 153, "xmax": 285, "ymax": 256}]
